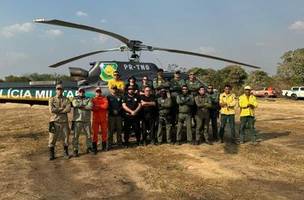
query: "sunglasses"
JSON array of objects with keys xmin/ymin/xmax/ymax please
[{"xmin": 56, "ymin": 88, "xmax": 63, "ymax": 90}]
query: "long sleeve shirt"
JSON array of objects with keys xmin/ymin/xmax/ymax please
[
  {"xmin": 239, "ymin": 94, "xmax": 258, "ymax": 117},
  {"xmin": 49, "ymin": 95, "xmax": 71, "ymax": 122},
  {"xmin": 92, "ymin": 96, "xmax": 109, "ymax": 119},
  {"xmin": 219, "ymin": 93, "xmax": 237, "ymax": 115},
  {"xmin": 72, "ymin": 96, "xmax": 92, "ymax": 122},
  {"xmin": 176, "ymin": 94, "xmax": 194, "ymax": 114}
]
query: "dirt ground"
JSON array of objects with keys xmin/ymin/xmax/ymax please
[{"xmin": 0, "ymin": 98, "xmax": 304, "ymax": 200}]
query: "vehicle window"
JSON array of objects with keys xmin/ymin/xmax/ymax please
[
  {"xmin": 300, "ymin": 88, "xmax": 304, "ymax": 91},
  {"xmin": 292, "ymin": 88, "xmax": 299, "ymax": 91}
]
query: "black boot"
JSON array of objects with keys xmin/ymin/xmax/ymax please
[
  {"xmin": 102, "ymin": 142, "xmax": 108, "ymax": 151},
  {"xmin": 73, "ymin": 149, "xmax": 79, "ymax": 157},
  {"xmin": 92, "ymin": 142, "xmax": 98, "ymax": 155},
  {"xmin": 63, "ymin": 146, "xmax": 70, "ymax": 159},
  {"xmin": 49, "ymin": 147, "xmax": 55, "ymax": 161}
]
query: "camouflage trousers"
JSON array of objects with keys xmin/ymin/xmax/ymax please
[
  {"xmin": 157, "ymin": 115, "xmax": 172, "ymax": 143},
  {"xmin": 176, "ymin": 113, "xmax": 192, "ymax": 142},
  {"xmin": 48, "ymin": 122, "xmax": 69, "ymax": 147},
  {"xmin": 72, "ymin": 121, "xmax": 93, "ymax": 151},
  {"xmin": 195, "ymin": 115, "xmax": 209, "ymax": 142}
]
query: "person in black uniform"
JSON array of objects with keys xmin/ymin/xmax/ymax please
[
  {"xmin": 125, "ymin": 76, "xmax": 139, "ymax": 94},
  {"xmin": 107, "ymin": 86, "xmax": 123, "ymax": 149},
  {"xmin": 140, "ymin": 86, "xmax": 157, "ymax": 145},
  {"xmin": 122, "ymin": 85, "xmax": 142, "ymax": 147}
]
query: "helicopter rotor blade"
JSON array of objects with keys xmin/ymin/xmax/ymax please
[
  {"xmin": 48, "ymin": 48, "xmax": 121, "ymax": 68},
  {"xmin": 34, "ymin": 19, "xmax": 130, "ymax": 45},
  {"xmin": 151, "ymin": 47, "xmax": 260, "ymax": 69}
]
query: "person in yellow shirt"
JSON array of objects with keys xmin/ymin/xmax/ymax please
[
  {"xmin": 107, "ymin": 71, "xmax": 125, "ymax": 94},
  {"xmin": 219, "ymin": 84, "xmax": 237, "ymax": 144},
  {"xmin": 239, "ymin": 86, "xmax": 258, "ymax": 144}
]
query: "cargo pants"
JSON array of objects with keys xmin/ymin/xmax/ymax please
[
  {"xmin": 72, "ymin": 121, "xmax": 92, "ymax": 151},
  {"xmin": 48, "ymin": 122, "xmax": 69, "ymax": 147}
]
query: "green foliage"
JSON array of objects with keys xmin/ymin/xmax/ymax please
[
  {"xmin": 245, "ymin": 70, "xmax": 272, "ymax": 89},
  {"xmin": 217, "ymin": 65, "xmax": 248, "ymax": 91},
  {"xmin": 4, "ymin": 75, "xmax": 31, "ymax": 82},
  {"xmin": 277, "ymin": 48, "xmax": 304, "ymax": 86},
  {"xmin": 189, "ymin": 68, "xmax": 220, "ymax": 87},
  {"xmin": 4, "ymin": 73, "xmax": 72, "ymax": 82}
]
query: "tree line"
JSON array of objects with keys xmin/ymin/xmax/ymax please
[
  {"xmin": 189, "ymin": 48, "xmax": 304, "ymax": 94},
  {"xmin": 0, "ymin": 73, "xmax": 72, "ymax": 82}
]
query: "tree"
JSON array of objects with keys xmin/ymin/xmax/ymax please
[
  {"xmin": 277, "ymin": 48, "xmax": 304, "ymax": 86},
  {"xmin": 3, "ymin": 73, "xmax": 72, "ymax": 82},
  {"xmin": 217, "ymin": 65, "xmax": 248, "ymax": 92},
  {"xmin": 245, "ymin": 70, "xmax": 272, "ymax": 89},
  {"xmin": 4, "ymin": 75, "xmax": 30, "ymax": 82}
]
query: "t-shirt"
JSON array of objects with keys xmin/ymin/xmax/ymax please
[
  {"xmin": 107, "ymin": 94, "xmax": 122, "ymax": 116},
  {"xmin": 122, "ymin": 94, "xmax": 141, "ymax": 112},
  {"xmin": 108, "ymin": 79, "xmax": 125, "ymax": 91},
  {"xmin": 140, "ymin": 95, "xmax": 156, "ymax": 118}
]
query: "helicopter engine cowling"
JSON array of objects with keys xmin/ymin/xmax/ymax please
[{"xmin": 69, "ymin": 67, "xmax": 89, "ymax": 81}]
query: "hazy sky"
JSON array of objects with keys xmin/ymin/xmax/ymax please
[{"xmin": 1, "ymin": 0, "xmax": 304, "ymax": 78}]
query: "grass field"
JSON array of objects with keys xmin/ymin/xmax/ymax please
[{"xmin": 0, "ymin": 98, "xmax": 303, "ymax": 200}]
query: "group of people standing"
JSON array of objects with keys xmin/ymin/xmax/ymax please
[{"xmin": 48, "ymin": 69, "xmax": 258, "ymax": 160}]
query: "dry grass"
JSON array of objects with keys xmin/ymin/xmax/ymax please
[{"xmin": 0, "ymin": 99, "xmax": 304, "ymax": 200}]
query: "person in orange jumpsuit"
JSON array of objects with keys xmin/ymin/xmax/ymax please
[{"xmin": 92, "ymin": 87, "xmax": 109, "ymax": 154}]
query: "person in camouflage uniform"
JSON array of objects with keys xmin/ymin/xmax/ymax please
[
  {"xmin": 186, "ymin": 72, "xmax": 201, "ymax": 127},
  {"xmin": 48, "ymin": 84, "xmax": 71, "ymax": 160},
  {"xmin": 156, "ymin": 87, "xmax": 173, "ymax": 144},
  {"xmin": 207, "ymin": 85, "xmax": 220, "ymax": 141},
  {"xmin": 170, "ymin": 70, "xmax": 186, "ymax": 96},
  {"xmin": 195, "ymin": 86, "xmax": 212, "ymax": 145},
  {"xmin": 169, "ymin": 70, "xmax": 186, "ymax": 126},
  {"xmin": 153, "ymin": 68, "xmax": 169, "ymax": 94},
  {"xmin": 186, "ymin": 72, "xmax": 201, "ymax": 96},
  {"xmin": 176, "ymin": 85, "xmax": 194, "ymax": 145},
  {"xmin": 71, "ymin": 88, "xmax": 93, "ymax": 157}
]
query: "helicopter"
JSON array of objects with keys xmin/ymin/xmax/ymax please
[{"xmin": 0, "ymin": 19, "xmax": 260, "ymax": 105}]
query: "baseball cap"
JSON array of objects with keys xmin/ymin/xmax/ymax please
[
  {"xmin": 56, "ymin": 84, "xmax": 63, "ymax": 90},
  {"xmin": 95, "ymin": 87, "xmax": 102, "ymax": 92},
  {"xmin": 78, "ymin": 87, "xmax": 85, "ymax": 92},
  {"xmin": 244, "ymin": 86, "xmax": 252, "ymax": 90}
]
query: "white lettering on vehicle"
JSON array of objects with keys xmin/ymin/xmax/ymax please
[{"xmin": 36, "ymin": 90, "xmax": 46, "ymax": 98}]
